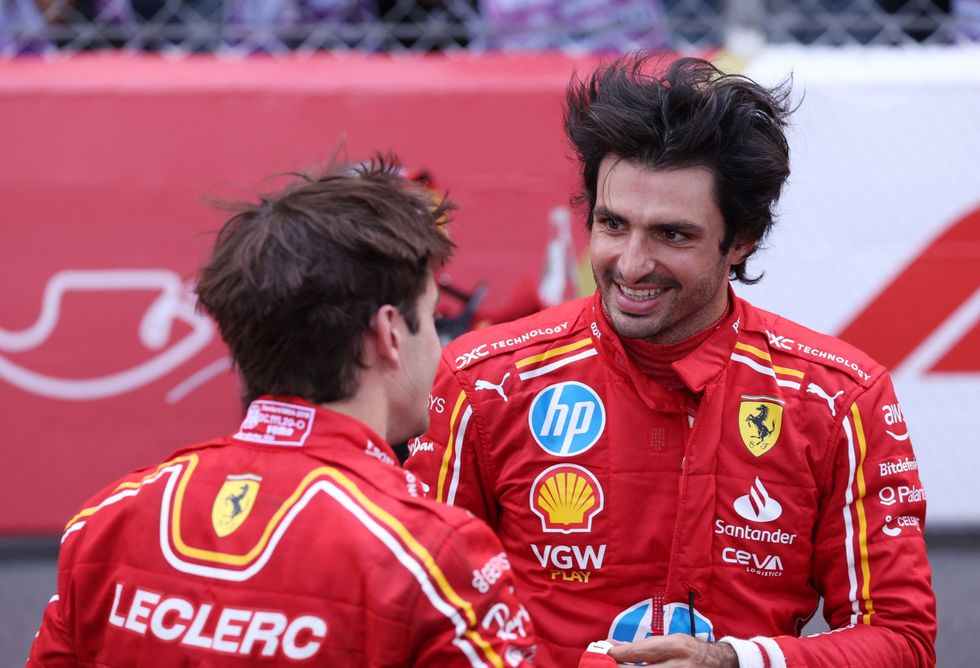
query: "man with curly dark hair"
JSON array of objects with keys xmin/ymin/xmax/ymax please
[{"xmin": 407, "ymin": 56, "xmax": 936, "ymax": 667}]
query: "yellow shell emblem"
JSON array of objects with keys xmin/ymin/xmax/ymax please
[
  {"xmin": 738, "ymin": 395, "xmax": 784, "ymax": 458},
  {"xmin": 530, "ymin": 464, "xmax": 604, "ymax": 533},
  {"xmin": 211, "ymin": 475, "xmax": 261, "ymax": 537}
]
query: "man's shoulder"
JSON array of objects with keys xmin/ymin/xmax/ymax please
[
  {"xmin": 348, "ymin": 464, "xmax": 498, "ymax": 550},
  {"xmin": 441, "ymin": 297, "xmax": 591, "ymax": 375},
  {"xmin": 62, "ymin": 439, "xmax": 226, "ymax": 528},
  {"xmin": 738, "ymin": 299, "xmax": 884, "ymax": 387}
]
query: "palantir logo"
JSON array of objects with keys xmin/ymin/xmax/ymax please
[
  {"xmin": 733, "ymin": 477, "xmax": 783, "ymax": 523},
  {"xmin": 528, "ymin": 381, "xmax": 605, "ymax": 456}
]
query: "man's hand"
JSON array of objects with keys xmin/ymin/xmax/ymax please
[{"xmin": 606, "ymin": 634, "xmax": 738, "ymax": 667}]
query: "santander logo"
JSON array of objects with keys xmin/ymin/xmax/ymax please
[{"xmin": 733, "ymin": 478, "xmax": 783, "ymax": 523}]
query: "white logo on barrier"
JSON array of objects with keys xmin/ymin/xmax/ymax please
[{"xmin": 0, "ymin": 270, "xmax": 215, "ymax": 402}]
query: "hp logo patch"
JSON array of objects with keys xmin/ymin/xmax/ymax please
[{"xmin": 528, "ymin": 382, "xmax": 605, "ymax": 456}]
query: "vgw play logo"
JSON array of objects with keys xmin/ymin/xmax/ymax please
[{"xmin": 528, "ymin": 381, "xmax": 605, "ymax": 456}]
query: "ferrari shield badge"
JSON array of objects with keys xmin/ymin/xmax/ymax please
[
  {"xmin": 738, "ymin": 395, "xmax": 784, "ymax": 457},
  {"xmin": 211, "ymin": 474, "xmax": 262, "ymax": 537}
]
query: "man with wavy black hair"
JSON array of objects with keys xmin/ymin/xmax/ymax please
[
  {"xmin": 407, "ymin": 56, "xmax": 936, "ymax": 667},
  {"xmin": 567, "ymin": 56, "xmax": 791, "ymax": 287}
]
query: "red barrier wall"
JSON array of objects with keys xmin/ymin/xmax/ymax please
[{"xmin": 0, "ymin": 53, "xmax": 606, "ymax": 533}]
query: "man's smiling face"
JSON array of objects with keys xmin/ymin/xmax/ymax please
[{"xmin": 589, "ymin": 156, "xmax": 751, "ymax": 343}]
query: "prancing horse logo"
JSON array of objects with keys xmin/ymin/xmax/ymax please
[
  {"xmin": 738, "ymin": 395, "xmax": 784, "ymax": 457},
  {"xmin": 211, "ymin": 474, "xmax": 262, "ymax": 537}
]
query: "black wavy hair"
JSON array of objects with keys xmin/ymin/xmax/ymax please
[{"xmin": 565, "ymin": 55, "xmax": 793, "ymax": 283}]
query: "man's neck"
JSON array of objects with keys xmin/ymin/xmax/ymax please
[
  {"xmin": 615, "ymin": 298, "xmax": 734, "ymax": 391},
  {"xmin": 319, "ymin": 381, "xmax": 390, "ymax": 444}
]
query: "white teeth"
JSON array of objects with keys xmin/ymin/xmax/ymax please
[{"xmin": 619, "ymin": 285, "xmax": 666, "ymax": 299}]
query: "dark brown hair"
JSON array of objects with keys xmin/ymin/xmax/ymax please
[
  {"xmin": 565, "ymin": 55, "xmax": 792, "ymax": 283},
  {"xmin": 196, "ymin": 156, "xmax": 455, "ymax": 405}
]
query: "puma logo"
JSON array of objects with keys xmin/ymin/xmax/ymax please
[
  {"xmin": 806, "ymin": 382, "xmax": 844, "ymax": 417},
  {"xmin": 474, "ymin": 373, "xmax": 510, "ymax": 402}
]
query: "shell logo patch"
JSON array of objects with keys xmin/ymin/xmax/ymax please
[
  {"xmin": 529, "ymin": 464, "xmax": 604, "ymax": 534},
  {"xmin": 738, "ymin": 395, "xmax": 784, "ymax": 457},
  {"xmin": 211, "ymin": 474, "xmax": 262, "ymax": 537}
]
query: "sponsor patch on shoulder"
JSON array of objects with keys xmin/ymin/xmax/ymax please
[
  {"xmin": 454, "ymin": 321, "xmax": 572, "ymax": 369},
  {"xmin": 770, "ymin": 329, "xmax": 874, "ymax": 382}
]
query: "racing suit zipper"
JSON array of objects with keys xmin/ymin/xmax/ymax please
[
  {"xmin": 664, "ymin": 385, "xmax": 712, "ymax": 619},
  {"xmin": 688, "ymin": 589, "xmax": 697, "ymax": 637}
]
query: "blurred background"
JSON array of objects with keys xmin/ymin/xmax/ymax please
[{"xmin": 1, "ymin": 0, "xmax": 978, "ymax": 664}]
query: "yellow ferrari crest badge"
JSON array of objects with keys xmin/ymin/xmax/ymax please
[
  {"xmin": 211, "ymin": 474, "xmax": 261, "ymax": 537},
  {"xmin": 738, "ymin": 395, "xmax": 784, "ymax": 458}
]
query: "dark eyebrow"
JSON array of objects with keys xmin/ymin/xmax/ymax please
[
  {"xmin": 592, "ymin": 206, "xmax": 619, "ymax": 220},
  {"xmin": 654, "ymin": 220, "xmax": 703, "ymax": 233},
  {"xmin": 593, "ymin": 206, "xmax": 703, "ymax": 233}
]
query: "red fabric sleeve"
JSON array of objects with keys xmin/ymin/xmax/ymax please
[
  {"xmin": 405, "ymin": 354, "xmax": 496, "ymax": 525},
  {"xmin": 27, "ymin": 568, "xmax": 76, "ymax": 667},
  {"xmin": 410, "ymin": 517, "xmax": 537, "ymax": 667},
  {"xmin": 774, "ymin": 373, "xmax": 936, "ymax": 666}
]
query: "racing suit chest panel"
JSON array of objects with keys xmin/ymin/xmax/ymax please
[
  {"xmin": 684, "ymin": 362, "xmax": 826, "ymax": 640},
  {"xmin": 678, "ymin": 300, "xmax": 886, "ymax": 641},
  {"xmin": 458, "ymin": 318, "xmax": 696, "ymax": 662},
  {"xmin": 444, "ymin": 296, "xmax": 866, "ymax": 660}
]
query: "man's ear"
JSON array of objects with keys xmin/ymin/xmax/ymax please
[
  {"xmin": 729, "ymin": 238, "xmax": 755, "ymax": 266},
  {"xmin": 369, "ymin": 305, "xmax": 402, "ymax": 367}
]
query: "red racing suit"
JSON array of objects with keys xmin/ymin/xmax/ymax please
[
  {"xmin": 405, "ymin": 292, "xmax": 936, "ymax": 668},
  {"xmin": 29, "ymin": 397, "xmax": 538, "ymax": 667}
]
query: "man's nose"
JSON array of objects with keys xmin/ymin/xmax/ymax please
[{"xmin": 617, "ymin": 234, "xmax": 656, "ymax": 284}]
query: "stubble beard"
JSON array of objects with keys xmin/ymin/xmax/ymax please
[{"xmin": 598, "ymin": 260, "xmax": 731, "ymax": 344}]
